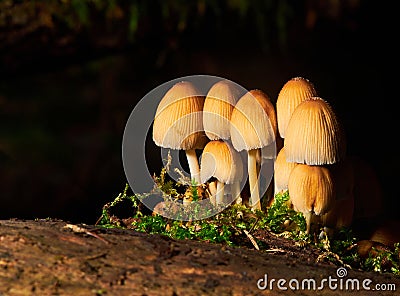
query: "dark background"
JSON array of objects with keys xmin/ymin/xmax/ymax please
[{"xmin": 0, "ymin": 0, "xmax": 397, "ymax": 224}]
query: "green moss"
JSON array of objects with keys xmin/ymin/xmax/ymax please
[{"xmin": 97, "ymin": 171, "xmax": 400, "ymax": 277}]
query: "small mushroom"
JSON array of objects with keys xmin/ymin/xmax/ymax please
[
  {"xmin": 273, "ymin": 147, "xmax": 298, "ymax": 195},
  {"xmin": 321, "ymin": 159, "xmax": 355, "ymax": 236},
  {"xmin": 276, "ymin": 77, "xmax": 317, "ymax": 139},
  {"xmin": 351, "ymin": 156, "xmax": 384, "ymax": 221},
  {"xmin": 203, "ymin": 79, "xmax": 242, "ymax": 140},
  {"xmin": 200, "ymin": 140, "xmax": 243, "ymax": 206},
  {"xmin": 288, "ymin": 164, "xmax": 335, "ymax": 233},
  {"xmin": 284, "ymin": 97, "xmax": 346, "ymax": 165},
  {"xmin": 369, "ymin": 220, "xmax": 400, "ymax": 249},
  {"xmin": 230, "ymin": 89, "xmax": 276, "ymax": 210},
  {"xmin": 152, "ymin": 81, "xmax": 207, "ymax": 184}
]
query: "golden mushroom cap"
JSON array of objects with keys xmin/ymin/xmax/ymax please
[
  {"xmin": 284, "ymin": 97, "xmax": 346, "ymax": 165},
  {"xmin": 274, "ymin": 147, "xmax": 298, "ymax": 193},
  {"xmin": 152, "ymin": 81, "xmax": 206, "ymax": 150},
  {"xmin": 288, "ymin": 164, "xmax": 335, "ymax": 216},
  {"xmin": 200, "ymin": 140, "xmax": 243, "ymax": 185},
  {"xmin": 230, "ymin": 89, "xmax": 277, "ymax": 152},
  {"xmin": 276, "ymin": 77, "xmax": 317, "ymax": 139},
  {"xmin": 203, "ymin": 80, "xmax": 242, "ymax": 141}
]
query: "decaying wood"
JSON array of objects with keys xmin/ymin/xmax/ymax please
[{"xmin": 0, "ymin": 219, "xmax": 399, "ymax": 295}]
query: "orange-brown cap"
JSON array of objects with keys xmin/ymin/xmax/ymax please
[
  {"xmin": 153, "ymin": 81, "xmax": 206, "ymax": 150},
  {"xmin": 230, "ymin": 89, "xmax": 277, "ymax": 152},
  {"xmin": 200, "ymin": 140, "xmax": 243, "ymax": 185},
  {"xmin": 203, "ymin": 80, "xmax": 242, "ymax": 140},
  {"xmin": 276, "ymin": 77, "xmax": 317, "ymax": 138},
  {"xmin": 288, "ymin": 164, "xmax": 335, "ymax": 216},
  {"xmin": 284, "ymin": 97, "xmax": 346, "ymax": 165}
]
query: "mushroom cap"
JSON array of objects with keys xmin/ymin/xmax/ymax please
[
  {"xmin": 152, "ymin": 81, "xmax": 207, "ymax": 150},
  {"xmin": 274, "ymin": 147, "xmax": 298, "ymax": 193},
  {"xmin": 230, "ymin": 89, "xmax": 277, "ymax": 152},
  {"xmin": 288, "ymin": 164, "xmax": 335, "ymax": 216},
  {"xmin": 369, "ymin": 220, "xmax": 400, "ymax": 248},
  {"xmin": 284, "ymin": 97, "xmax": 346, "ymax": 165},
  {"xmin": 276, "ymin": 77, "xmax": 317, "ymax": 138},
  {"xmin": 200, "ymin": 140, "xmax": 243, "ymax": 184},
  {"xmin": 203, "ymin": 80, "xmax": 242, "ymax": 140}
]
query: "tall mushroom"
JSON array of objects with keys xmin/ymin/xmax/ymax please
[
  {"xmin": 288, "ymin": 164, "xmax": 335, "ymax": 233},
  {"xmin": 276, "ymin": 76, "xmax": 317, "ymax": 139},
  {"xmin": 230, "ymin": 89, "xmax": 276, "ymax": 210},
  {"xmin": 284, "ymin": 97, "xmax": 346, "ymax": 165},
  {"xmin": 152, "ymin": 81, "xmax": 207, "ymax": 184},
  {"xmin": 200, "ymin": 140, "xmax": 243, "ymax": 205}
]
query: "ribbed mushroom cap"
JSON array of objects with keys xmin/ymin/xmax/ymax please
[
  {"xmin": 274, "ymin": 147, "xmax": 298, "ymax": 193},
  {"xmin": 284, "ymin": 97, "xmax": 346, "ymax": 165},
  {"xmin": 230, "ymin": 89, "xmax": 277, "ymax": 152},
  {"xmin": 153, "ymin": 81, "xmax": 206, "ymax": 150},
  {"xmin": 203, "ymin": 80, "xmax": 242, "ymax": 140},
  {"xmin": 276, "ymin": 77, "xmax": 317, "ymax": 139},
  {"xmin": 200, "ymin": 140, "xmax": 243, "ymax": 185},
  {"xmin": 288, "ymin": 164, "xmax": 335, "ymax": 216}
]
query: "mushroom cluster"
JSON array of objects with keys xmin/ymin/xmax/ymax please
[
  {"xmin": 152, "ymin": 79, "xmax": 278, "ymax": 212},
  {"xmin": 275, "ymin": 77, "xmax": 353, "ymax": 235},
  {"xmin": 151, "ymin": 76, "xmax": 382, "ymax": 234}
]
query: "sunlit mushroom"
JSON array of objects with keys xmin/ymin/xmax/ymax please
[
  {"xmin": 230, "ymin": 89, "xmax": 276, "ymax": 210},
  {"xmin": 200, "ymin": 140, "xmax": 243, "ymax": 206},
  {"xmin": 288, "ymin": 164, "xmax": 335, "ymax": 233},
  {"xmin": 276, "ymin": 76, "xmax": 317, "ymax": 139},
  {"xmin": 203, "ymin": 79, "xmax": 242, "ymax": 140},
  {"xmin": 152, "ymin": 81, "xmax": 207, "ymax": 184},
  {"xmin": 284, "ymin": 97, "xmax": 346, "ymax": 165}
]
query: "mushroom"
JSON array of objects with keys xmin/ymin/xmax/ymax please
[
  {"xmin": 273, "ymin": 147, "xmax": 298, "ymax": 195},
  {"xmin": 284, "ymin": 97, "xmax": 346, "ymax": 165},
  {"xmin": 200, "ymin": 140, "xmax": 243, "ymax": 206},
  {"xmin": 351, "ymin": 156, "xmax": 384, "ymax": 221},
  {"xmin": 152, "ymin": 81, "xmax": 207, "ymax": 184},
  {"xmin": 276, "ymin": 76, "xmax": 317, "ymax": 139},
  {"xmin": 203, "ymin": 79, "xmax": 242, "ymax": 141},
  {"xmin": 230, "ymin": 89, "xmax": 276, "ymax": 210},
  {"xmin": 320, "ymin": 158, "xmax": 355, "ymax": 236},
  {"xmin": 288, "ymin": 164, "xmax": 335, "ymax": 234}
]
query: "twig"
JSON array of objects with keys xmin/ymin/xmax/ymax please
[
  {"xmin": 243, "ymin": 229, "xmax": 259, "ymax": 251},
  {"xmin": 63, "ymin": 224, "xmax": 111, "ymax": 245}
]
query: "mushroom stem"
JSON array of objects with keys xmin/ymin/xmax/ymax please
[
  {"xmin": 248, "ymin": 149, "xmax": 261, "ymax": 210},
  {"xmin": 216, "ymin": 180, "xmax": 225, "ymax": 205},
  {"xmin": 185, "ymin": 149, "xmax": 201, "ymax": 184},
  {"xmin": 208, "ymin": 180, "xmax": 217, "ymax": 206},
  {"xmin": 231, "ymin": 182, "xmax": 242, "ymax": 204}
]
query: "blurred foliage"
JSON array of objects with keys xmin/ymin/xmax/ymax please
[
  {"xmin": 0, "ymin": 0, "xmax": 294, "ymax": 50},
  {"xmin": 0, "ymin": 0, "xmax": 364, "ymax": 75}
]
